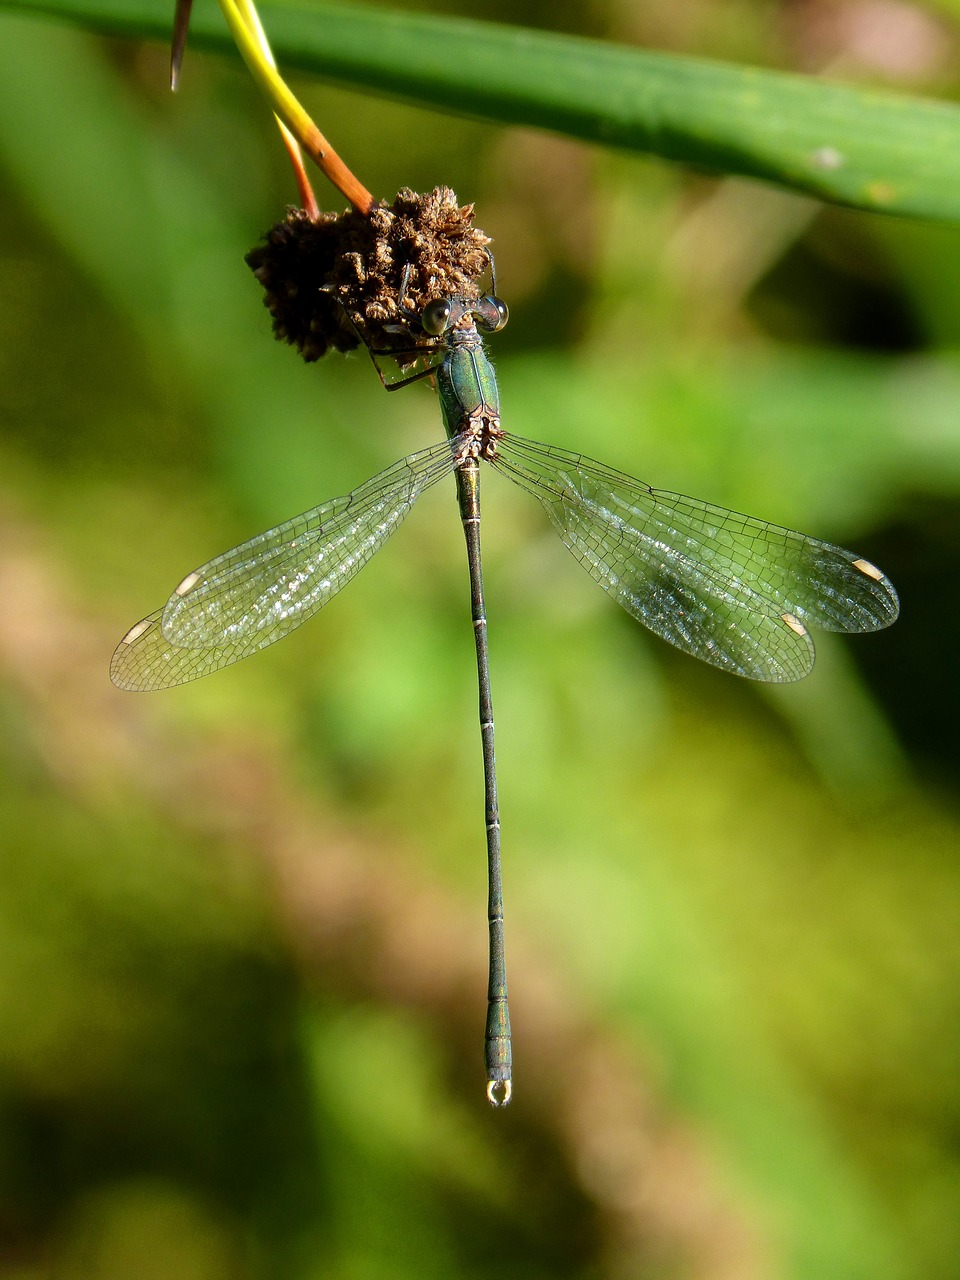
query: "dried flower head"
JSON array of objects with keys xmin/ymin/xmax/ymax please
[{"xmin": 246, "ymin": 186, "xmax": 493, "ymax": 362}]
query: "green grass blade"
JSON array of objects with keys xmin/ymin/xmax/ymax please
[{"xmin": 8, "ymin": 0, "xmax": 960, "ymax": 220}]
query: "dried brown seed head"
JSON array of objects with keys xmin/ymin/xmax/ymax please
[{"xmin": 245, "ymin": 187, "xmax": 493, "ymax": 362}]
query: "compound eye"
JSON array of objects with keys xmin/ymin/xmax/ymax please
[
  {"xmin": 421, "ymin": 299, "xmax": 453, "ymax": 336},
  {"xmin": 476, "ymin": 296, "xmax": 509, "ymax": 333}
]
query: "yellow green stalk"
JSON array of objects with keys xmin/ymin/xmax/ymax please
[{"xmin": 170, "ymin": 0, "xmax": 375, "ymax": 216}]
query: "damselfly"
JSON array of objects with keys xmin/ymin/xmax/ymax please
[{"xmin": 112, "ymin": 282, "xmax": 899, "ymax": 1106}]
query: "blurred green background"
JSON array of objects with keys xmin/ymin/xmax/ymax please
[{"xmin": 0, "ymin": 1, "xmax": 958, "ymax": 1277}]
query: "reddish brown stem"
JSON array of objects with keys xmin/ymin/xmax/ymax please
[
  {"xmin": 297, "ymin": 121, "xmax": 375, "ymax": 216},
  {"xmin": 281, "ymin": 131, "xmax": 321, "ymax": 220}
]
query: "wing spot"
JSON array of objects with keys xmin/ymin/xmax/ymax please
[
  {"xmin": 175, "ymin": 570, "xmax": 202, "ymax": 597},
  {"xmin": 852, "ymin": 558, "xmax": 884, "ymax": 582},
  {"xmin": 782, "ymin": 612, "xmax": 807, "ymax": 637},
  {"xmin": 121, "ymin": 617, "xmax": 153, "ymax": 645}
]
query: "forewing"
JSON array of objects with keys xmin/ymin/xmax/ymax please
[
  {"xmin": 493, "ymin": 435, "xmax": 898, "ymax": 683},
  {"xmin": 112, "ymin": 442, "xmax": 456, "ymax": 691}
]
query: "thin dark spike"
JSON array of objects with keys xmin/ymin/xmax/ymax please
[
  {"xmin": 455, "ymin": 460, "xmax": 511, "ymax": 1105},
  {"xmin": 170, "ymin": 0, "xmax": 193, "ymax": 89}
]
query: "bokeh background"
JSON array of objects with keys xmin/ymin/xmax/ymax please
[{"xmin": 0, "ymin": 0, "xmax": 958, "ymax": 1276}]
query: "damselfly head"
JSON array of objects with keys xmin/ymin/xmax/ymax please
[{"xmin": 418, "ymin": 294, "xmax": 509, "ymax": 338}]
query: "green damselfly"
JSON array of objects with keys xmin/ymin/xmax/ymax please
[{"xmin": 112, "ymin": 277, "xmax": 899, "ymax": 1106}]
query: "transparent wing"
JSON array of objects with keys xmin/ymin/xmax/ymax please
[
  {"xmin": 111, "ymin": 441, "xmax": 457, "ymax": 691},
  {"xmin": 492, "ymin": 434, "xmax": 899, "ymax": 683},
  {"xmin": 367, "ymin": 343, "xmax": 446, "ymax": 391},
  {"xmin": 111, "ymin": 609, "xmax": 254, "ymax": 691}
]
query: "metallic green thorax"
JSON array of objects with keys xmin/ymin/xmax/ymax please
[{"xmin": 435, "ymin": 331, "xmax": 501, "ymax": 444}]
